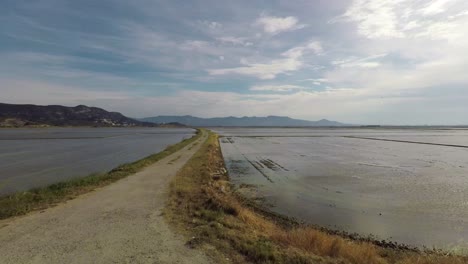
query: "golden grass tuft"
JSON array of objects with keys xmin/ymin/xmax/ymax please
[{"xmin": 273, "ymin": 228, "xmax": 386, "ymax": 264}]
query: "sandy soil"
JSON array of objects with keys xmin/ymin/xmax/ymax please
[{"xmin": 0, "ymin": 132, "xmax": 213, "ymax": 264}]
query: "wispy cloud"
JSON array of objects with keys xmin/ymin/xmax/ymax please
[
  {"xmin": 201, "ymin": 20, "xmax": 223, "ymax": 30},
  {"xmin": 255, "ymin": 15, "xmax": 306, "ymax": 35},
  {"xmin": 250, "ymin": 84, "xmax": 304, "ymax": 92},
  {"xmin": 332, "ymin": 54, "xmax": 387, "ymax": 68},
  {"xmin": 335, "ymin": 0, "xmax": 467, "ymax": 40},
  {"xmin": 420, "ymin": 0, "xmax": 453, "ymax": 16},
  {"xmin": 216, "ymin": 36, "xmax": 253, "ymax": 47},
  {"xmin": 208, "ymin": 41, "xmax": 322, "ymax": 79}
]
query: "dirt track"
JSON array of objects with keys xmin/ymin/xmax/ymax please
[{"xmin": 0, "ymin": 132, "xmax": 212, "ymax": 264}]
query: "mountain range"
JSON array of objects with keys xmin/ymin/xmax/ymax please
[
  {"xmin": 141, "ymin": 115, "xmax": 346, "ymax": 127},
  {"xmin": 0, "ymin": 103, "xmax": 158, "ymax": 127},
  {"xmin": 0, "ymin": 103, "xmax": 346, "ymax": 127}
]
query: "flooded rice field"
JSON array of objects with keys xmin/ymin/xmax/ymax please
[
  {"xmin": 214, "ymin": 128, "xmax": 468, "ymax": 252},
  {"xmin": 0, "ymin": 128, "xmax": 194, "ymax": 195}
]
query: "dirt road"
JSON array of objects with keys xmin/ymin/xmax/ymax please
[{"xmin": 0, "ymin": 132, "xmax": 212, "ymax": 264}]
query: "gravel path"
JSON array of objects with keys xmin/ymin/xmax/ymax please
[{"xmin": 0, "ymin": 132, "xmax": 212, "ymax": 264}]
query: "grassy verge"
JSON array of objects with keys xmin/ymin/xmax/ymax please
[
  {"xmin": 166, "ymin": 130, "xmax": 467, "ymax": 264},
  {"xmin": 0, "ymin": 129, "xmax": 202, "ymax": 220}
]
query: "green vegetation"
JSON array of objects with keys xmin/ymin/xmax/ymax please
[
  {"xmin": 166, "ymin": 130, "xmax": 467, "ymax": 264},
  {"xmin": 0, "ymin": 129, "xmax": 202, "ymax": 220}
]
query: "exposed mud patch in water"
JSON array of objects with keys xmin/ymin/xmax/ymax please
[
  {"xmin": 246, "ymin": 158, "xmax": 274, "ymax": 183},
  {"xmin": 259, "ymin": 159, "xmax": 289, "ymax": 171}
]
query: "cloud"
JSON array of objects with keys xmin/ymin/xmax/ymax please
[
  {"xmin": 336, "ymin": 0, "xmax": 404, "ymax": 39},
  {"xmin": 307, "ymin": 41, "xmax": 324, "ymax": 55},
  {"xmin": 200, "ymin": 20, "xmax": 223, "ymax": 30},
  {"xmin": 332, "ymin": 54, "xmax": 387, "ymax": 68},
  {"xmin": 336, "ymin": 0, "xmax": 467, "ymax": 40},
  {"xmin": 208, "ymin": 41, "xmax": 322, "ymax": 79},
  {"xmin": 324, "ymin": 0, "xmax": 468, "ymax": 92},
  {"xmin": 420, "ymin": 0, "xmax": 452, "ymax": 16},
  {"xmin": 300, "ymin": 78, "xmax": 328, "ymax": 83},
  {"xmin": 255, "ymin": 15, "xmax": 306, "ymax": 35},
  {"xmin": 283, "ymin": 41, "xmax": 323, "ymax": 57},
  {"xmin": 250, "ymin": 84, "xmax": 304, "ymax": 92},
  {"xmin": 449, "ymin": 10, "xmax": 468, "ymax": 19},
  {"xmin": 216, "ymin": 36, "xmax": 253, "ymax": 47},
  {"xmin": 207, "ymin": 58, "xmax": 301, "ymax": 80}
]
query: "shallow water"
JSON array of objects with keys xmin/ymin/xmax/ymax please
[
  {"xmin": 0, "ymin": 128, "xmax": 194, "ymax": 195},
  {"xmin": 215, "ymin": 128, "xmax": 468, "ymax": 252}
]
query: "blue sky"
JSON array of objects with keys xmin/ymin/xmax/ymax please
[{"xmin": 1, "ymin": 0, "xmax": 468, "ymax": 125}]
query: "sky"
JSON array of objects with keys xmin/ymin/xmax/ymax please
[{"xmin": 1, "ymin": 0, "xmax": 468, "ymax": 125}]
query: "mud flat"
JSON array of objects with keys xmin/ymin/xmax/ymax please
[{"xmin": 215, "ymin": 127, "xmax": 468, "ymax": 253}]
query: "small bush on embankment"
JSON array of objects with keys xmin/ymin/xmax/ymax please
[
  {"xmin": 166, "ymin": 131, "xmax": 468, "ymax": 264},
  {"xmin": 0, "ymin": 129, "xmax": 202, "ymax": 220}
]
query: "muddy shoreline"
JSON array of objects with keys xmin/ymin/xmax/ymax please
[{"xmin": 232, "ymin": 184, "xmax": 428, "ymax": 253}]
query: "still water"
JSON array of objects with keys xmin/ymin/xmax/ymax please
[
  {"xmin": 215, "ymin": 128, "xmax": 468, "ymax": 252},
  {"xmin": 0, "ymin": 128, "xmax": 194, "ymax": 195}
]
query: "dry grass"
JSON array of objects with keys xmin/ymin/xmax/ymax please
[
  {"xmin": 166, "ymin": 130, "xmax": 468, "ymax": 264},
  {"xmin": 273, "ymin": 228, "xmax": 386, "ymax": 264}
]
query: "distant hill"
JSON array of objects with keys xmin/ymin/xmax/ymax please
[
  {"xmin": 141, "ymin": 115, "xmax": 346, "ymax": 127},
  {"xmin": 0, "ymin": 103, "xmax": 158, "ymax": 127}
]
